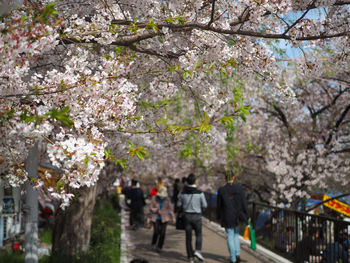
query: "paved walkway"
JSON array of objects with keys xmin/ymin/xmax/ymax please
[{"xmin": 123, "ymin": 200, "xmax": 274, "ymax": 263}]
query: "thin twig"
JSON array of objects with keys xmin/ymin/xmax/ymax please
[
  {"xmin": 42, "ymin": 135, "xmax": 55, "ymax": 145},
  {"xmin": 0, "ymin": 86, "xmax": 76, "ymax": 99}
]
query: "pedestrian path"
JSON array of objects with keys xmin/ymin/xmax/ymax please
[{"xmin": 123, "ymin": 204, "xmax": 273, "ymax": 263}]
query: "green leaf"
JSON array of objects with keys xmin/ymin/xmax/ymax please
[
  {"xmin": 20, "ymin": 15, "xmax": 28, "ymax": 24},
  {"xmin": 197, "ymin": 113, "xmax": 212, "ymax": 133},
  {"xmin": 183, "ymin": 70, "xmax": 192, "ymax": 78},
  {"xmin": 34, "ymin": 116, "xmax": 42, "ymax": 126},
  {"xmin": 20, "ymin": 109, "xmax": 28, "ymax": 121},
  {"xmin": 145, "ymin": 19, "xmax": 158, "ymax": 33},
  {"xmin": 228, "ymin": 40, "xmax": 236, "ymax": 46},
  {"xmin": 240, "ymin": 112, "xmax": 247, "ymax": 121},
  {"xmin": 174, "ymin": 16, "xmax": 185, "ymax": 24},
  {"xmin": 25, "ymin": 116, "xmax": 36, "ymax": 123},
  {"xmin": 194, "ymin": 60, "xmax": 202, "ymax": 70},
  {"xmin": 180, "ymin": 145, "xmax": 193, "ymax": 158},
  {"xmin": 38, "ymin": 2, "xmax": 58, "ymax": 24},
  {"xmin": 127, "ymin": 141, "xmax": 134, "ymax": 147},
  {"xmin": 146, "ymin": 123, "xmax": 155, "ymax": 132},
  {"xmin": 170, "ymin": 125, "xmax": 185, "ymax": 135},
  {"xmin": 129, "ymin": 23, "xmax": 139, "ymax": 34},
  {"xmin": 115, "ymin": 159, "xmax": 127, "ymax": 170},
  {"xmin": 56, "ymin": 178, "xmax": 64, "ymax": 192},
  {"xmin": 165, "ymin": 18, "xmax": 175, "ymax": 23},
  {"xmin": 219, "ymin": 116, "xmax": 234, "ymax": 126},
  {"xmin": 246, "ymin": 142, "xmax": 253, "ymax": 151},
  {"xmin": 135, "ymin": 151, "xmax": 144, "ymax": 160},
  {"xmin": 104, "ymin": 147, "xmax": 111, "ymax": 158},
  {"xmin": 48, "ymin": 106, "xmax": 73, "ymax": 128}
]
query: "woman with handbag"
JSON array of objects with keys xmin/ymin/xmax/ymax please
[{"xmin": 150, "ymin": 186, "xmax": 176, "ymax": 253}]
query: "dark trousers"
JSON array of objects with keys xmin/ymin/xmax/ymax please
[
  {"xmin": 184, "ymin": 213, "xmax": 202, "ymax": 258},
  {"xmin": 130, "ymin": 206, "xmax": 144, "ymax": 229},
  {"xmin": 173, "ymin": 197, "xmax": 179, "ymax": 213},
  {"xmin": 152, "ymin": 219, "xmax": 168, "ymax": 249}
]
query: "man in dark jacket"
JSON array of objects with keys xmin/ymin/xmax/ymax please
[
  {"xmin": 127, "ymin": 179, "xmax": 146, "ymax": 230},
  {"xmin": 216, "ymin": 172, "xmax": 249, "ymax": 263}
]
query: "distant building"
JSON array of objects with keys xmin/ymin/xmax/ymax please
[{"xmin": 0, "ymin": 179, "xmax": 23, "ymax": 247}]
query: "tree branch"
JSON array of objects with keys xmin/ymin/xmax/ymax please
[
  {"xmin": 271, "ymin": 104, "xmax": 292, "ymax": 139},
  {"xmin": 282, "ymin": 0, "xmax": 317, "ymax": 36},
  {"xmin": 0, "ymin": 86, "xmax": 76, "ymax": 100},
  {"xmin": 330, "ymin": 148, "xmax": 350, "ymax": 154},
  {"xmin": 326, "ymin": 103, "xmax": 350, "ymax": 145},
  {"xmin": 61, "ymin": 20, "xmax": 349, "ymax": 49},
  {"xmin": 229, "ymin": 0, "xmax": 350, "ymax": 28},
  {"xmin": 311, "ymin": 87, "xmax": 349, "ymax": 118},
  {"xmin": 208, "ymin": 0, "xmax": 216, "ymax": 28}
]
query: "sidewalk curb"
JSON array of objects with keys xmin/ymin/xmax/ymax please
[
  {"xmin": 120, "ymin": 195, "xmax": 128, "ymax": 263},
  {"xmin": 203, "ymin": 218, "xmax": 292, "ymax": 263}
]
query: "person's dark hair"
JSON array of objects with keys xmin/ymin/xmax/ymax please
[
  {"xmin": 286, "ymin": 226, "xmax": 294, "ymax": 232},
  {"xmin": 131, "ymin": 179, "xmax": 138, "ymax": 186},
  {"xmin": 157, "ymin": 177, "xmax": 163, "ymax": 184},
  {"xmin": 130, "ymin": 259, "xmax": 149, "ymax": 263},
  {"xmin": 225, "ymin": 170, "xmax": 234, "ymax": 181},
  {"xmin": 182, "ymin": 176, "xmax": 187, "ymax": 184},
  {"xmin": 175, "ymin": 178, "xmax": 180, "ymax": 183},
  {"xmin": 187, "ymin": 173, "xmax": 196, "ymax": 185}
]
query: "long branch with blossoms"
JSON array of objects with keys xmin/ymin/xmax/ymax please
[{"xmin": 1, "ymin": 0, "xmax": 350, "ymax": 208}]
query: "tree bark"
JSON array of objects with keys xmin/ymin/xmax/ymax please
[
  {"xmin": 51, "ymin": 162, "xmax": 122, "ymax": 256},
  {"xmin": 52, "ymin": 184, "xmax": 97, "ymax": 256},
  {"xmin": 25, "ymin": 143, "xmax": 39, "ymax": 263}
]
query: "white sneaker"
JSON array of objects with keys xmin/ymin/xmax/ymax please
[
  {"xmin": 194, "ymin": 250, "xmax": 204, "ymax": 261},
  {"xmin": 189, "ymin": 258, "xmax": 195, "ymax": 263}
]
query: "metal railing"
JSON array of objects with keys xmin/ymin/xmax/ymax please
[{"xmin": 203, "ymin": 192, "xmax": 350, "ymax": 263}]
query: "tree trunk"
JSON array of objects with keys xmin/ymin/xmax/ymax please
[
  {"xmin": 52, "ymin": 184, "xmax": 97, "ymax": 256},
  {"xmin": 25, "ymin": 143, "xmax": 39, "ymax": 263},
  {"xmin": 51, "ymin": 162, "xmax": 122, "ymax": 256}
]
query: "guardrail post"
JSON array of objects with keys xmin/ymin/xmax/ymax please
[
  {"xmin": 252, "ymin": 202, "xmax": 256, "ymax": 229},
  {"xmin": 294, "ymin": 210, "xmax": 299, "ymax": 263}
]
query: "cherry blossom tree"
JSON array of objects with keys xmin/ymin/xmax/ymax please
[
  {"xmin": 1, "ymin": 0, "xmax": 350, "ymax": 256},
  {"xmin": 231, "ymin": 52, "xmax": 350, "ymax": 208}
]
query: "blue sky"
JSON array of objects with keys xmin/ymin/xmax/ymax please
[{"xmin": 273, "ymin": 8, "xmax": 327, "ymax": 60}]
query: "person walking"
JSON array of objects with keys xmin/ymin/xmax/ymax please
[
  {"xmin": 150, "ymin": 186, "xmax": 176, "ymax": 253},
  {"xmin": 216, "ymin": 172, "xmax": 249, "ymax": 263},
  {"xmin": 172, "ymin": 178, "xmax": 180, "ymax": 212},
  {"xmin": 127, "ymin": 179, "xmax": 146, "ymax": 230},
  {"xmin": 150, "ymin": 177, "xmax": 163, "ymax": 197},
  {"xmin": 177, "ymin": 173, "xmax": 207, "ymax": 263}
]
